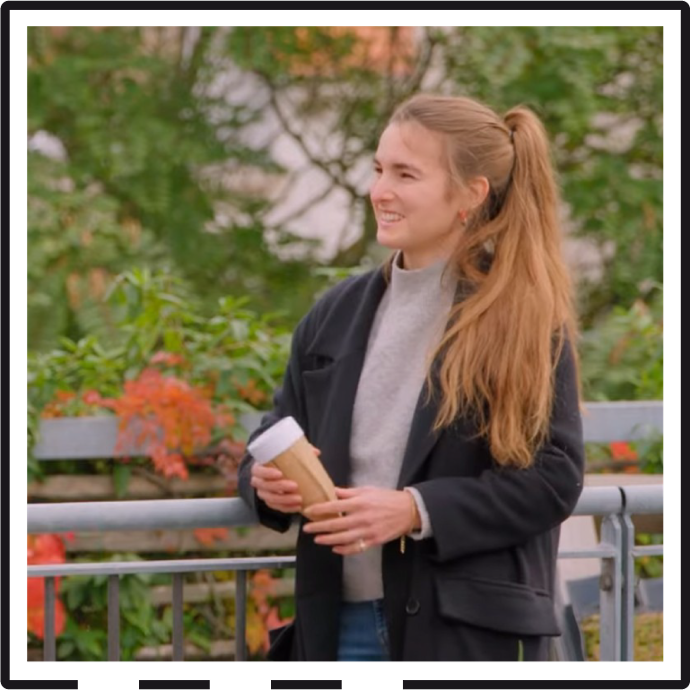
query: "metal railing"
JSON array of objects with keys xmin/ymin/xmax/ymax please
[
  {"xmin": 555, "ymin": 484, "xmax": 663, "ymax": 660},
  {"xmin": 27, "ymin": 401, "xmax": 663, "ymax": 661}
]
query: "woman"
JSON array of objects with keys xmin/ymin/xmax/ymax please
[{"xmin": 238, "ymin": 93, "xmax": 585, "ymax": 661}]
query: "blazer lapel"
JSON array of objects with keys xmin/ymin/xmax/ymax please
[{"xmin": 304, "ymin": 269, "xmax": 388, "ymax": 488}]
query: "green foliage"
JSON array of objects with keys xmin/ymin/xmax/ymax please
[
  {"xmin": 579, "ymin": 285, "xmax": 662, "ymax": 473},
  {"xmin": 28, "ymin": 27, "xmax": 327, "ymax": 351},
  {"xmin": 635, "ymin": 430, "xmax": 663, "ymax": 475},
  {"xmin": 104, "ymin": 266, "xmax": 292, "ymax": 421},
  {"xmin": 27, "ymin": 150, "xmax": 170, "ymax": 351},
  {"xmin": 27, "ymin": 266, "xmax": 292, "ymax": 481},
  {"xmin": 29, "ymin": 26, "xmax": 663, "ymax": 351},
  {"xmin": 579, "ymin": 284, "xmax": 662, "ymax": 402},
  {"xmin": 56, "ymin": 558, "xmax": 175, "ymax": 661},
  {"xmin": 27, "ymin": 401, "xmax": 42, "ymax": 483}
]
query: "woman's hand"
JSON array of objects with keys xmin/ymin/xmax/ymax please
[
  {"xmin": 250, "ymin": 445, "xmax": 321, "ymax": 514},
  {"xmin": 302, "ymin": 486, "xmax": 418, "ymax": 556}
]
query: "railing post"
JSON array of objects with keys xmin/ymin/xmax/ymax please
[
  {"xmin": 172, "ymin": 573, "xmax": 184, "ymax": 661},
  {"xmin": 599, "ymin": 514, "xmax": 623, "ymax": 661},
  {"xmin": 107, "ymin": 575, "xmax": 120, "ymax": 661},
  {"xmin": 44, "ymin": 577, "xmax": 56, "ymax": 661},
  {"xmin": 235, "ymin": 570, "xmax": 247, "ymax": 661},
  {"xmin": 619, "ymin": 512, "xmax": 636, "ymax": 661}
]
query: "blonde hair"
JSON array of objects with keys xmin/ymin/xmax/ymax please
[{"xmin": 383, "ymin": 94, "xmax": 581, "ymax": 469}]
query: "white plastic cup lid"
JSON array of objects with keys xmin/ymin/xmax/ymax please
[{"xmin": 247, "ymin": 416, "xmax": 305, "ymax": 464}]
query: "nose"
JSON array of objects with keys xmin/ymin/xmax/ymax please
[{"xmin": 370, "ymin": 175, "xmax": 394, "ymax": 205}]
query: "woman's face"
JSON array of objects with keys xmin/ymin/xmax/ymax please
[{"xmin": 370, "ymin": 121, "xmax": 466, "ymax": 270}]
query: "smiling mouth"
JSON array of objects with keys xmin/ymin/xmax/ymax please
[{"xmin": 378, "ymin": 211, "xmax": 405, "ymax": 223}]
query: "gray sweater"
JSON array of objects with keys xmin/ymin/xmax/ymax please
[{"xmin": 343, "ymin": 250, "xmax": 457, "ymax": 601}]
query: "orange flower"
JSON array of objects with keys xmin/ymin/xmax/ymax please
[
  {"xmin": 610, "ymin": 442, "xmax": 638, "ymax": 461},
  {"xmin": 82, "ymin": 389, "xmax": 103, "ymax": 405},
  {"xmin": 235, "ymin": 379, "xmax": 268, "ymax": 406},
  {"xmin": 193, "ymin": 527, "xmax": 229, "ymax": 547},
  {"xmin": 245, "ymin": 572, "xmax": 293, "ymax": 656},
  {"xmin": 27, "ymin": 534, "xmax": 68, "ymax": 639},
  {"xmin": 609, "ymin": 441, "xmax": 639, "ymax": 474},
  {"xmin": 106, "ymin": 368, "xmax": 225, "ymax": 479},
  {"xmin": 27, "ymin": 589, "xmax": 66, "ymax": 640}
]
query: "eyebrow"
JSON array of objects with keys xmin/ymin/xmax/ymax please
[{"xmin": 373, "ymin": 158, "xmax": 423, "ymax": 176}]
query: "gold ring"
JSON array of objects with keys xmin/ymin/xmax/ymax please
[{"xmin": 358, "ymin": 538, "xmax": 366, "ymax": 552}]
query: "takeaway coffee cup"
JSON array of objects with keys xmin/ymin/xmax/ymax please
[{"xmin": 247, "ymin": 416, "xmax": 339, "ymax": 520}]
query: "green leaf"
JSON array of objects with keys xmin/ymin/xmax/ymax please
[{"xmin": 57, "ymin": 640, "xmax": 76, "ymax": 658}]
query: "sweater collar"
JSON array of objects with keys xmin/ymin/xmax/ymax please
[{"xmin": 389, "ymin": 250, "xmax": 454, "ymax": 303}]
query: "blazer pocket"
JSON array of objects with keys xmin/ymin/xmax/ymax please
[
  {"xmin": 433, "ymin": 572, "xmax": 561, "ymax": 637},
  {"xmin": 267, "ymin": 620, "xmax": 296, "ymax": 661}
]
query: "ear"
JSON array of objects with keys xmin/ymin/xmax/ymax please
[{"xmin": 466, "ymin": 176, "xmax": 490, "ymax": 211}]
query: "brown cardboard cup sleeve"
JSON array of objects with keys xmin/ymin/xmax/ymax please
[{"xmin": 247, "ymin": 416, "xmax": 339, "ymax": 520}]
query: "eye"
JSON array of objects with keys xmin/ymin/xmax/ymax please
[
  {"xmin": 400, "ymin": 172, "xmax": 415, "ymax": 179},
  {"xmin": 374, "ymin": 168, "xmax": 415, "ymax": 180}
]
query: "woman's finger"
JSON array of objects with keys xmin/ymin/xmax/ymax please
[{"xmin": 258, "ymin": 490, "xmax": 302, "ymax": 508}]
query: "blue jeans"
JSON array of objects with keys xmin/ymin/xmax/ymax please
[{"xmin": 337, "ymin": 599, "xmax": 390, "ymax": 661}]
